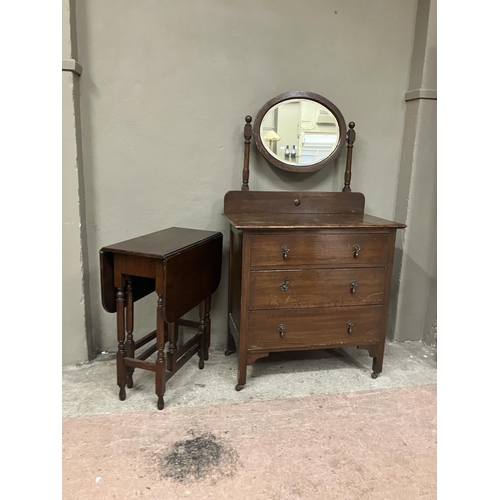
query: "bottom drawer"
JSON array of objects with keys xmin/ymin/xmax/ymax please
[{"xmin": 248, "ymin": 306, "xmax": 383, "ymax": 350}]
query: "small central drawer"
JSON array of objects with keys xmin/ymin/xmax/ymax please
[
  {"xmin": 248, "ymin": 305, "xmax": 383, "ymax": 350},
  {"xmin": 250, "ymin": 232, "xmax": 389, "ymax": 268},
  {"xmin": 249, "ymin": 268, "xmax": 386, "ymax": 310}
]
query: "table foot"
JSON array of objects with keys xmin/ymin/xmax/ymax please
[
  {"xmin": 157, "ymin": 396, "xmax": 164, "ymax": 410},
  {"xmin": 119, "ymin": 387, "xmax": 126, "ymax": 401},
  {"xmin": 371, "ymin": 371, "xmax": 379, "ymax": 379},
  {"xmin": 235, "ymin": 384, "xmax": 245, "ymax": 391},
  {"xmin": 225, "ymin": 349, "xmax": 236, "ymax": 356}
]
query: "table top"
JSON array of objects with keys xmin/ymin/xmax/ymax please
[{"xmin": 101, "ymin": 227, "xmax": 222, "ymax": 259}]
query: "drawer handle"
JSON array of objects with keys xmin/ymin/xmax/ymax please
[
  {"xmin": 281, "ymin": 245, "xmax": 290, "ymax": 260},
  {"xmin": 350, "ymin": 281, "xmax": 358, "ymax": 294},
  {"xmin": 346, "ymin": 321, "xmax": 354, "ymax": 334},
  {"xmin": 353, "ymin": 244, "xmax": 361, "ymax": 258},
  {"xmin": 280, "ymin": 278, "xmax": 290, "ymax": 291},
  {"xmin": 278, "ymin": 324, "xmax": 286, "ymax": 338}
]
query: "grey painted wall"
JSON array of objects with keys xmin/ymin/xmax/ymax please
[
  {"xmin": 389, "ymin": 0, "xmax": 437, "ymax": 343},
  {"xmin": 62, "ymin": 0, "xmax": 93, "ymax": 363},
  {"xmin": 74, "ymin": 0, "xmax": 421, "ymax": 354}
]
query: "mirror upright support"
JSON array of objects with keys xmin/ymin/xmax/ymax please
[
  {"xmin": 342, "ymin": 122, "xmax": 356, "ymax": 192},
  {"xmin": 242, "ymin": 115, "xmax": 253, "ymax": 191}
]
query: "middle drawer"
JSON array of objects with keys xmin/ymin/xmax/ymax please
[{"xmin": 249, "ymin": 267, "xmax": 386, "ymax": 310}]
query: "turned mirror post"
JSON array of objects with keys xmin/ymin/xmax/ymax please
[
  {"xmin": 241, "ymin": 115, "xmax": 252, "ymax": 191},
  {"xmin": 342, "ymin": 122, "xmax": 356, "ymax": 192}
]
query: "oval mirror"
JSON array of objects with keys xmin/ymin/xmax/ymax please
[{"xmin": 253, "ymin": 91, "xmax": 347, "ymax": 173}]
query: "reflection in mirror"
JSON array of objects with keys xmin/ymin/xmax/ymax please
[{"xmin": 260, "ymin": 99, "xmax": 340, "ymax": 167}]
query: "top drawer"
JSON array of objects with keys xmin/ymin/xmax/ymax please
[{"xmin": 250, "ymin": 232, "xmax": 390, "ymax": 268}]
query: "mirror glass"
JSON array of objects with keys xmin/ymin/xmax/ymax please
[{"xmin": 259, "ymin": 99, "xmax": 340, "ymax": 167}]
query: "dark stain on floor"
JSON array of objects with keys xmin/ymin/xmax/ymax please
[{"xmin": 156, "ymin": 431, "xmax": 239, "ymax": 483}]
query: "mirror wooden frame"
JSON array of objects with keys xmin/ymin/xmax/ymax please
[
  {"xmin": 253, "ymin": 91, "xmax": 347, "ymax": 173},
  {"xmin": 241, "ymin": 91, "xmax": 357, "ymax": 192}
]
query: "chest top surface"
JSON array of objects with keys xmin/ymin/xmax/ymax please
[{"xmin": 223, "ymin": 191, "xmax": 406, "ymax": 231}]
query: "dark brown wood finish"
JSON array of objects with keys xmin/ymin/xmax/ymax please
[
  {"xmin": 252, "ymin": 91, "xmax": 347, "ymax": 174},
  {"xmin": 227, "ymin": 94, "xmax": 404, "ymax": 387},
  {"xmin": 248, "ymin": 305, "xmax": 383, "ymax": 350},
  {"xmin": 224, "ymin": 191, "xmax": 365, "ymax": 215},
  {"xmin": 162, "ymin": 236, "xmax": 222, "ymax": 323},
  {"xmin": 249, "ymin": 231, "xmax": 391, "ymax": 268},
  {"xmin": 222, "ymin": 212, "xmax": 405, "ymax": 230},
  {"xmin": 155, "ymin": 294, "xmax": 166, "ymax": 410},
  {"xmin": 248, "ymin": 267, "xmax": 386, "ymax": 310},
  {"xmin": 125, "ymin": 278, "xmax": 135, "ymax": 388},
  {"xmin": 100, "ymin": 250, "xmax": 155, "ymax": 314},
  {"xmin": 241, "ymin": 90, "xmax": 365, "ymax": 194},
  {"xmin": 225, "ymin": 228, "xmax": 236, "ymax": 356},
  {"xmin": 223, "ymin": 190, "xmax": 406, "ymax": 389},
  {"xmin": 242, "ymin": 115, "xmax": 252, "ymax": 191},
  {"xmin": 116, "ymin": 285, "xmax": 126, "ymax": 401},
  {"xmin": 99, "ymin": 227, "xmax": 223, "ymax": 410},
  {"xmin": 371, "ymin": 229, "xmax": 397, "ymax": 377},
  {"xmin": 236, "ymin": 231, "xmax": 252, "ymax": 391},
  {"xmin": 343, "ymin": 122, "xmax": 357, "ymax": 192},
  {"xmin": 226, "ymin": 226, "xmax": 242, "ymax": 357}
]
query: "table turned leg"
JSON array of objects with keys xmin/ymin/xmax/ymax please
[
  {"xmin": 125, "ymin": 279, "xmax": 135, "ymax": 388},
  {"xmin": 198, "ymin": 301, "xmax": 206, "ymax": 369},
  {"xmin": 155, "ymin": 294, "xmax": 166, "ymax": 410},
  {"xmin": 371, "ymin": 341, "xmax": 385, "ymax": 379},
  {"xmin": 167, "ymin": 322, "xmax": 178, "ymax": 373},
  {"xmin": 116, "ymin": 286, "xmax": 127, "ymax": 401},
  {"xmin": 203, "ymin": 296, "xmax": 211, "ymax": 361}
]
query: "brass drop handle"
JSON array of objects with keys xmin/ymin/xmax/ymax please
[
  {"xmin": 281, "ymin": 245, "xmax": 290, "ymax": 260},
  {"xmin": 350, "ymin": 281, "xmax": 358, "ymax": 294},
  {"xmin": 280, "ymin": 278, "xmax": 290, "ymax": 291},
  {"xmin": 346, "ymin": 321, "xmax": 354, "ymax": 334},
  {"xmin": 353, "ymin": 244, "xmax": 361, "ymax": 258},
  {"xmin": 278, "ymin": 324, "xmax": 286, "ymax": 338}
]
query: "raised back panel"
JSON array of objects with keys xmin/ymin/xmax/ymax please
[{"xmin": 223, "ymin": 191, "xmax": 365, "ymax": 215}]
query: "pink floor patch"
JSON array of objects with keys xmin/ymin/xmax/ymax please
[{"xmin": 63, "ymin": 384, "xmax": 436, "ymax": 499}]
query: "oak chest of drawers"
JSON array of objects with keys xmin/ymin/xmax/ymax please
[{"xmin": 223, "ymin": 190, "xmax": 406, "ymax": 390}]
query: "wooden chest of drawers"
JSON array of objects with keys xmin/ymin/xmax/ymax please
[{"xmin": 223, "ymin": 190, "xmax": 405, "ymax": 390}]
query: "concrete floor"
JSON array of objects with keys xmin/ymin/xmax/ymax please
[
  {"xmin": 63, "ymin": 340, "xmax": 436, "ymax": 417},
  {"xmin": 63, "ymin": 384, "xmax": 437, "ymax": 500}
]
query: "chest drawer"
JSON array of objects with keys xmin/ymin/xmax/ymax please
[
  {"xmin": 250, "ymin": 232, "xmax": 390, "ymax": 268},
  {"xmin": 249, "ymin": 268, "xmax": 386, "ymax": 310},
  {"xmin": 248, "ymin": 305, "xmax": 383, "ymax": 350}
]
